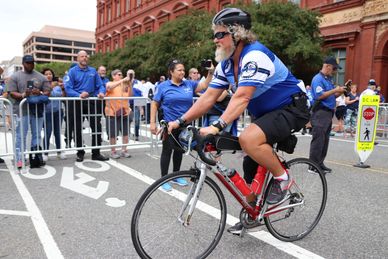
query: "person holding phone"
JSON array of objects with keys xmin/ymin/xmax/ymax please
[
  {"xmin": 7, "ymin": 55, "xmax": 51, "ymax": 169},
  {"xmin": 105, "ymin": 69, "xmax": 132, "ymax": 158},
  {"xmin": 41, "ymin": 68, "xmax": 66, "ymax": 161},
  {"xmin": 309, "ymin": 57, "xmax": 349, "ymax": 173}
]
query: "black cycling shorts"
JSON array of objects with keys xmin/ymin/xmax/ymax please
[{"xmin": 253, "ymin": 101, "xmax": 309, "ymax": 145}]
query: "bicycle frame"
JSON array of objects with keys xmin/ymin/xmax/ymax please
[
  {"xmin": 177, "ymin": 151, "xmax": 305, "ymax": 227},
  {"xmin": 161, "ymin": 121, "xmax": 305, "ymax": 228}
]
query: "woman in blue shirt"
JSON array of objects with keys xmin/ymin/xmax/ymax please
[
  {"xmin": 42, "ymin": 68, "xmax": 66, "ymax": 161},
  {"xmin": 150, "ymin": 59, "xmax": 214, "ymax": 191}
]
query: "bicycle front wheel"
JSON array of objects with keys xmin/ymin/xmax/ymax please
[
  {"xmin": 131, "ymin": 170, "xmax": 227, "ymax": 259},
  {"xmin": 264, "ymin": 158, "xmax": 327, "ymax": 241}
]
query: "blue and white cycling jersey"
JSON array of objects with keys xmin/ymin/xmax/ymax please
[{"xmin": 209, "ymin": 41, "xmax": 303, "ymax": 118}]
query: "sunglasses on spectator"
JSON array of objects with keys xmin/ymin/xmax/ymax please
[
  {"xmin": 214, "ymin": 31, "xmax": 230, "ymax": 40},
  {"xmin": 116, "ymin": 73, "xmax": 123, "ymax": 76}
]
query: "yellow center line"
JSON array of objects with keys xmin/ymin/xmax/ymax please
[{"xmin": 288, "ymin": 153, "xmax": 388, "ymax": 175}]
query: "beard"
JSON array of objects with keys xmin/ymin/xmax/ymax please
[{"xmin": 215, "ymin": 44, "xmax": 235, "ymax": 63}]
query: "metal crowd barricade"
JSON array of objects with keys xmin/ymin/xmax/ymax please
[
  {"xmin": 0, "ymin": 97, "xmax": 15, "ymax": 161},
  {"xmin": 377, "ymin": 103, "xmax": 388, "ymax": 139},
  {"xmin": 14, "ymin": 96, "xmax": 152, "ymax": 170}
]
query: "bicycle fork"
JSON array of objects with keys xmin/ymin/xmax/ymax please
[{"xmin": 177, "ymin": 163, "xmax": 207, "ymax": 226}]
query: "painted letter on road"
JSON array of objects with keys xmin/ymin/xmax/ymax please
[{"xmin": 60, "ymin": 167, "xmax": 109, "ymax": 200}]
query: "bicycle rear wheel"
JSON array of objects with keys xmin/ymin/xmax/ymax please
[
  {"xmin": 264, "ymin": 158, "xmax": 327, "ymax": 241},
  {"xmin": 131, "ymin": 170, "xmax": 227, "ymax": 259}
]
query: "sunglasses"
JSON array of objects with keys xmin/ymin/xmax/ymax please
[
  {"xmin": 116, "ymin": 73, "xmax": 123, "ymax": 76},
  {"xmin": 213, "ymin": 31, "xmax": 230, "ymax": 40}
]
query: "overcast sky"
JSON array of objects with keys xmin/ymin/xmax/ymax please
[{"xmin": 0, "ymin": 0, "xmax": 96, "ymax": 62}]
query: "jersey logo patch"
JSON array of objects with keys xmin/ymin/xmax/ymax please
[
  {"xmin": 241, "ymin": 61, "xmax": 258, "ymax": 78},
  {"xmin": 316, "ymin": 86, "xmax": 323, "ymax": 93}
]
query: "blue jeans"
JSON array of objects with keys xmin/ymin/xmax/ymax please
[
  {"xmin": 131, "ymin": 107, "xmax": 140, "ymax": 137},
  {"xmin": 43, "ymin": 110, "xmax": 63, "ymax": 153},
  {"xmin": 15, "ymin": 114, "xmax": 44, "ymax": 162}
]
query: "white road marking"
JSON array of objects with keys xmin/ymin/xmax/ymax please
[
  {"xmin": 108, "ymin": 159, "xmax": 325, "ymax": 259},
  {"xmin": 4, "ymin": 159, "xmax": 64, "ymax": 259},
  {"xmin": 0, "ymin": 209, "xmax": 31, "ymax": 217},
  {"xmin": 60, "ymin": 167, "xmax": 109, "ymax": 200}
]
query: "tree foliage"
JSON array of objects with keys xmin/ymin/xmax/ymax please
[{"xmin": 35, "ymin": 62, "xmax": 74, "ymax": 78}]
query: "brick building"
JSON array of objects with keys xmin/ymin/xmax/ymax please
[
  {"xmin": 303, "ymin": 0, "xmax": 388, "ymax": 99},
  {"xmin": 95, "ymin": 0, "xmax": 249, "ymax": 53},
  {"xmin": 96, "ymin": 0, "xmax": 387, "ymax": 98}
]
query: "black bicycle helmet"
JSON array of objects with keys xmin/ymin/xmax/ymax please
[{"xmin": 212, "ymin": 8, "xmax": 251, "ymax": 30}]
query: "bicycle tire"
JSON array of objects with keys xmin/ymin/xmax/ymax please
[
  {"xmin": 131, "ymin": 170, "xmax": 227, "ymax": 259},
  {"xmin": 264, "ymin": 158, "xmax": 327, "ymax": 242}
]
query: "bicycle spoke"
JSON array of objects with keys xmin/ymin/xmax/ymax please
[
  {"xmin": 264, "ymin": 158, "xmax": 327, "ymax": 241},
  {"xmin": 132, "ymin": 171, "xmax": 226, "ymax": 259}
]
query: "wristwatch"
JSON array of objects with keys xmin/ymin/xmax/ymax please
[
  {"xmin": 211, "ymin": 118, "xmax": 227, "ymax": 132},
  {"xmin": 175, "ymin": 117, "xmax": 186, "ymax": 127}
]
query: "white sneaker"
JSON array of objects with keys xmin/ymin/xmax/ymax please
[
  {"xmin": 59, "ymin": 152, "xmax": 66, "ymax": 160},
  {"xmin": 42, "ymin": 155, "xmax": 48, "ymax": 162},
  {"xmin": 110, "ymin": 151, "xmax": 120, "ymax": 159}
]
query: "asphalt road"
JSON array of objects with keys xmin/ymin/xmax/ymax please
[{"xmin": 1, "ymin": 134, "xmax": 388, "ymax": 259}]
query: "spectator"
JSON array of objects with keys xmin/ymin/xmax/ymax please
[
  {"xmin": 302, "ymin": 85, "xmax": 313, "ymax": 134},
  {"xmin": 375, "ymin": 85, "xmax": 385, "ymax": 103},
  {"xmin": 154, "ymin": 75, "xmax": 165, "ymax": 92},
  {"xmin": 334, "ymin": 93, "xmax": 346, "ymax": 134},
  {"xmin": 41, "ymin": 68, "xmax": 66, "ymax": 161},
  {"xmin": 129, "ymin": 84, "xmax": 144, "ymax": 141},
  {"xmin": 344, "ymin": 84, "xmax": 359, "ymax": 136},
  {"xmin": 127, "ymin": 69, "xmax": 146, "ymax": 122},
  {"xmin": 64, "ymin": 50, "xmax": 108, "ymax": 162},
  {"xmin": 7, "ymin": 55, "xmax": 51, "ymax": 169},
  {"xmin": 309, "ymin": 57, "xmax": 348, "ymax": 173},
  {"xmin": 63, "ymin": 62, "xmax": 77, "ymax": 148},
  {"xmin": 143, "ymin": 77, "xmax": 155, "ymax": 123},
  {"xmin": 105, "ymin": 69, "xmax": 132, "ymax": 158},
  {"xmin": 188, "ymin": 68, "xmax": 200, "ymax": 81},
  {"xmin": 150, "ymin": 59, "xmax": 214, "ymax": 192},
  {"xmin": 98, "ymin": 66, "xmax": 109, "ymax": 88}
]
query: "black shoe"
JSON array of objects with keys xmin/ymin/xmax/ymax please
[
  {"xmin": 227, "ymin": 222, "xmax": 244, "ymax": 235},
  {"xmin": 320, "ymin": 164, "xmax": 332, "ymax": 173},
  {"xmin": 0, "ymin": 158, "xmax": 4, "ymax": 163},
  {"xmin": 92, "ymin": 154, "xmax": 109, "ymax": 161},
  {"xmin": 76, "ymin": 153, "xmax": 84, "ymax": 162}
]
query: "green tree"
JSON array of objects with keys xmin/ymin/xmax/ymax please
[
  {"xmin": 35, "ymin": 62, "xmax": 74, "ymax": 78},
  {"xmin": 90, "ymin": 2, "xmax": 324, "ymax": 83}
]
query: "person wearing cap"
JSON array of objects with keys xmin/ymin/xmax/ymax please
[
  {"xmin": 309, "ymin": 57, "xmax": 348, "ymax": 174},
  {"xmin": 7, "ymin": 55, "xmax": 51, "ymax": 169},
  {"xmin": 64, "ymin": 50, "xmax": 108, "ymax": 162},
  {"xmin": 168, "ymin": 7, "xmax": 310, "ymax": 231}
]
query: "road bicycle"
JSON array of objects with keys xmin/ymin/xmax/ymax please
[{"xmin": 131, "ymin": 123, "xmax": 327, "ymax": 259}]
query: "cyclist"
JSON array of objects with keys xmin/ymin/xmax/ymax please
[{"xmin": 168, "ymin": 8, "xmax": 310, "ymax": 234}]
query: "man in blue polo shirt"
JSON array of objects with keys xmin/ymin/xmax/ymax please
[
  {"xmin": 64, "ymin": 50, "xmax": 108, "ymax": 162},
  {"xmin": 309, "ymin": 56, "xmax": 348, "ymax": 173}
]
